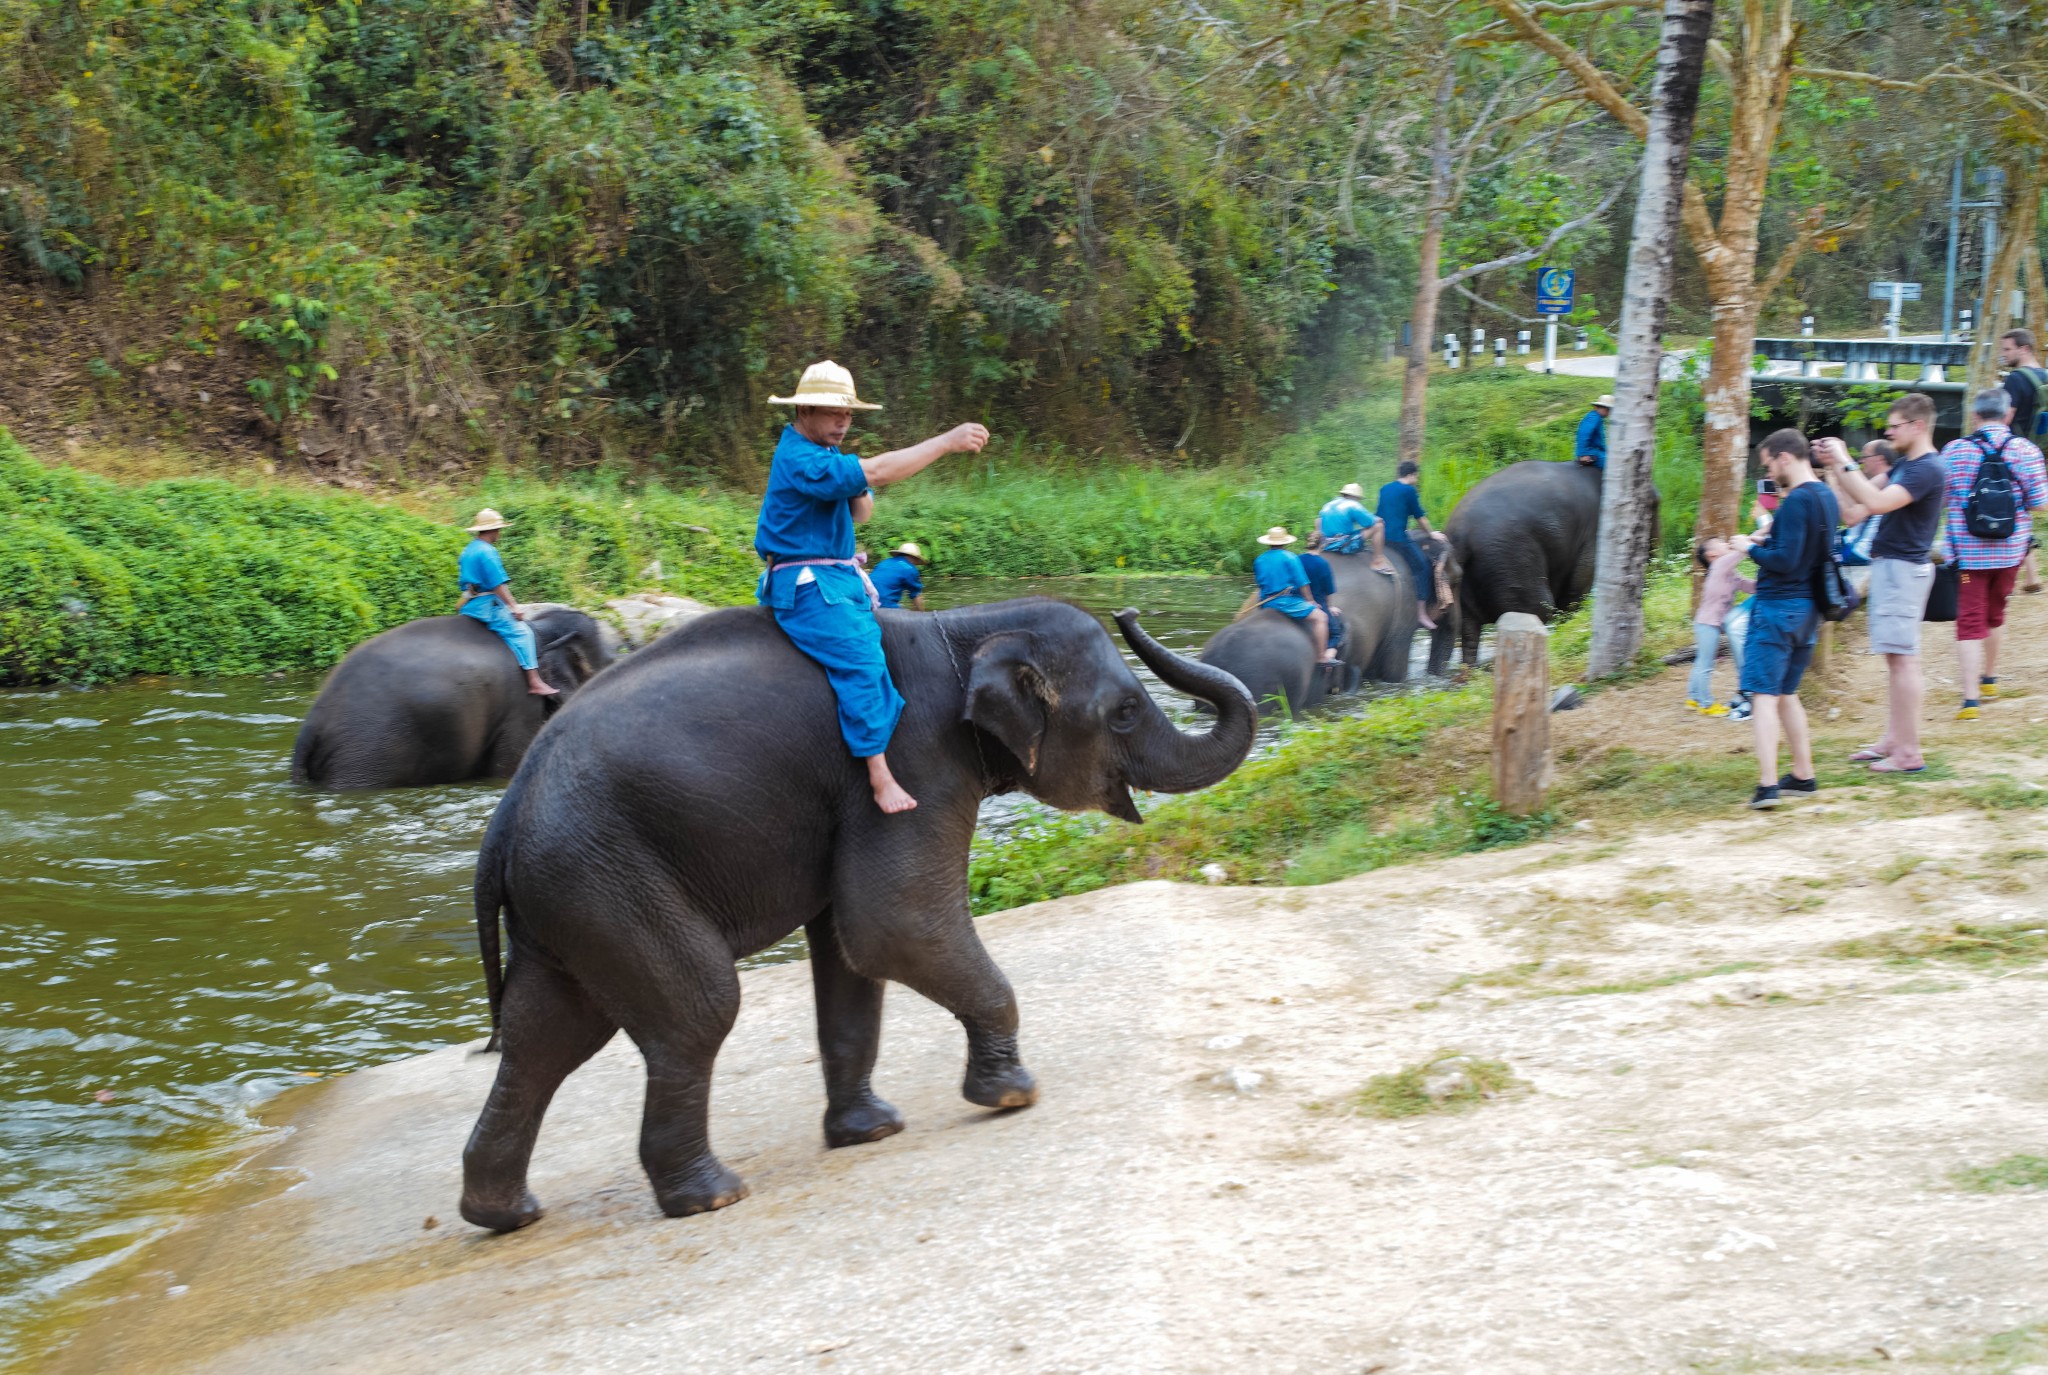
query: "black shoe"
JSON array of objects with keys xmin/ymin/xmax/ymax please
[
  {"xmin": 1749, "ymin": 784, "xmax": 1781, "ymax": 810},
  {"xmin": 1777, "ymin": 774, "xmax": 1819, "ymax": 796}
]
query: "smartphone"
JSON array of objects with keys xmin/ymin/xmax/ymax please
[{"xmin": 1756, "ymin": 478, "xmax": 1779, "ymax": 496}]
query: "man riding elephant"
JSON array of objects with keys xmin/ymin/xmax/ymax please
[
  {"xmin": 457, "ymin": 509, "xmax": 560, "ymax": 697},
  {"xmin": 754, "ymin": 361, "xmax": 988, "ymax": 813},
  {"xmin": 1317, "ymin": 482, "xmax": 1393, "ymax": 572},
  {"xmin": 1377, "ymin": 461, "xmax": 1446, "ymax": 631}
]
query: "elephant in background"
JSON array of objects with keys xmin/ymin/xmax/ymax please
[
  {"xmin": 459, "ymin": 598, "xmax": 1254, "ymax": 1232},
  {"xmin": 291, "ymin": 608, "xmax": 612, "ymax": 790},
  {"xmin": 1428, "ymin": 461, "xmax": 1657, "ymax": 671},
  {"xmin": 1198, "ymin": 541, "xmax": 1453, "ymax": 718}
]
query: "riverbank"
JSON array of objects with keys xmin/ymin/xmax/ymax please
[
  {"xmin": 31, "ymin": 715, "xmax": 2048, "ymax": 1372},
  {"xmin": 4, "ymin": 365, "xmax": 1686, "ymax": 685}
]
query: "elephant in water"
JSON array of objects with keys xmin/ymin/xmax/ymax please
[
  {"xmin": 291, "ymin": 608, "xmax": 612, "ymax": 790},
  {"xmin": 1428, "ymin": 460, "xmax": 1657, "ymax": 671},
  {"xmin": 458, "ymin": 598, "xmax": 1254, "ymax": 1232},
  {"xmin": 1198, "ymin": 541, "xmax": 1454, "ymax": 717}
]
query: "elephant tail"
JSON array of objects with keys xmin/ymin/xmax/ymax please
[{"xmin": 475, "ymin": 830, "xmax": 509, "ymax": 1053}]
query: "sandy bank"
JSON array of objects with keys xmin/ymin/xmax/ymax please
[{"xmin": 35, "ymin": 795, "xmax": 2048, "ymax": 1374}]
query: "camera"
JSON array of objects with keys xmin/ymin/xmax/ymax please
[{"xmin": 1756, "ymin": 478, "xmax": 1779, "ymax": 496}]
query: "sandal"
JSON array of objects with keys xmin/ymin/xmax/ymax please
[
  {"xmin": 1847, "ymin": 748, "xmax": 1887, "ymax": 763},
  {"xmin": 1867, "ymin": 759, "xmax": 1926, "ymax": 774}
]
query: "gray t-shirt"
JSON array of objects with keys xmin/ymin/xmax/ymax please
[{"xmin": 1869, "ymin": 453, "xmax": 1945, "ymax": 563}]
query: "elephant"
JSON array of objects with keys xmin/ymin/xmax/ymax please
[
  {"xmin": 290, "ymin": 607, "xmax": 612, "ymax": 790},
  {"xmin": 1427, "ymin": 461, "xmax": 1656, "ymax": 671},
  {"xmin": 458, "ymin": 597, "xmax": 1255, "ymax": 1232},
  {"xmin": 1197, "ymin": 541, "xmax": 1454, "ymax": 718}
]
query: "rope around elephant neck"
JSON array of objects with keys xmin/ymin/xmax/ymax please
[{"xmin": 931, "ymin": 612, "xmax": 994, "ymax": 789}]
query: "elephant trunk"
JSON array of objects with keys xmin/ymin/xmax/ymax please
[{"xmin": 1112, "ymin": 609, "xmax": 1256, "ymax": 794}]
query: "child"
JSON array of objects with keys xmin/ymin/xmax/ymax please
[{"xmin": 1687, "ymin": 536, "xmax": 1753, "ymax": 716}]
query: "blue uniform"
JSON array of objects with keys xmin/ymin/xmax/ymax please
[
  {"xmin": 1317, "ymin": 497, "xmax": 1378, "ymax": 555},
  {"xmin": 458, "ymin": 537, "xmax": 538, "ymax": 670},
  {"xmin": 754, "ymin": 425, "xmax": 904, "ymax": 758},
  {"xmin": 1576, "ymin": 409, "xmax": 1607, "ymax": 469},
  {"xmin": 868, "ymin": 555, "xmax": 925, "ymax": 608},
  {"xmin": 1253, "ymin": 547, "xmax": 1316, "ymax": 620},
  {"xmin": 1376, "ymin": 480, "xmax": 1432, "ymax": 592},
  {"xmin": 1299, "ymin": 551, "xmax": 1343, "ymax": 649}
]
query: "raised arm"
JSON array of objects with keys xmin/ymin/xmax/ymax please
[
  {"xmin": 861, "ymin": 424, "xmax": 990, "ymax": 490},
  {"xmin": 1814, "ymin": 439, "xmax": 1911, "ymax": 518}
]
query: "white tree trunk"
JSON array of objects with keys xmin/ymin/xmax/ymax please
[{"xmin": 1586, "ymin": 0, "xmax": 1715, "ymax": 679}]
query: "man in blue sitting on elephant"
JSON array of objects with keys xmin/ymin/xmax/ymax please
[
  {"xmin": 756, "ymin": 360, "xmax": 989, "ymax": 814},
  {"xmin": 1377, "ymin": 460, "xmax": 1447, "ymax": 631},
  {"xmin": 1252, "ymin": 526, "xmax": 1335, "ymax": 665},
  {"xmin": 1317, "ymin": 482, "xmax": 1393, "ymax": 572},
  {"xmin": 456, "ymin": 508, "xmax": 560, "ymax": 697}
]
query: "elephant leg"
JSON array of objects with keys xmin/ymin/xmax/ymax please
[
  {"xmin": 606, "ymin": 931, "xmax": 749, "ymax": 1218},
  {"xmin": 460, "ymin": 953, "xmax": 617, "ymax": 1232},
  {"xmin": 807, "ymin": 908, "xmax": 906, "ymax": 1148},
  {"xmin": 832, "ymin": 866, "xmax": 1036, "ymax": 1112}
]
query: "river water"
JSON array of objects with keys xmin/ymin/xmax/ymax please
[{"xmin": 0, "ymin": 574, "xmax": 1410, "ymax": 1360}]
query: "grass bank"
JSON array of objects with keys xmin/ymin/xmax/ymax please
[{"xmin": 2, "ymin": 363, "xmax": 1695, "ymax": 683}]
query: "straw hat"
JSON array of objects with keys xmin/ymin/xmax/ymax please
[
  {"xmin": 1593, "ymin": 394, "xmax": 1616, "ymax": 409},
  {"xmin": 768, "ymin": 360, "xmax": 882, "ymax": 410},
  {"xmin": 466, "ymin": 508, "xmax": 511, "ymax": 533},
  {"xmin": 1256, "ymin": 526, "xmax": 1297, "ymax": 546},
  {"xmin": 889, "ymin": 541, "xmax": 927, "ymax": 563},
  {"xmin": 1339, "ymin": 482, "xmax": 1366, "ymax": 499}
]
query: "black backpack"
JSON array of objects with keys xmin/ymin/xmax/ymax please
[{"xmin": 1963, "ymin": 434, "xmax": 2021, "ymax": 541}]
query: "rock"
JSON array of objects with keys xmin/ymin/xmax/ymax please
[
  {"xmin": 1550, "ymin": 686, "xmax": 1582, "ymax": 712},
  {"xmin": 1421, "ymin": 1060, "xmax": 1473, "ymax": 1103},
  {"xmin": 1204, "ymin": 1034, "xmax": 1245, "ymax": 1051},
  {"xmin": 603, "ymin": 593, "xmax": 714, "ymax": 650},
  {"xmin": 1199, "ymin": 863, "xmax": 1229, "ymax": 885},
  {"xmin": 1211, "ymin": 1067, "xmax": 1264, "ymax": 1094},
  {"xmin": 1572, "ymin": 819, "xmax": 1594, "ymax": 832}
]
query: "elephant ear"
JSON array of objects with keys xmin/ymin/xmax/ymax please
[{"xmin": 964, "ymin": 632, "xmax": 1053, "ymax": 775}]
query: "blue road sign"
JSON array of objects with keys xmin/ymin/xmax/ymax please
[{"xmin": 1536, "ymin": 268, "xmax": 1574, "ymax": 316}]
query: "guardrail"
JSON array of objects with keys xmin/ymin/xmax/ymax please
[{"xmin": 1749, "ymin": 338, "xmax": 1968, "ymax": 392}]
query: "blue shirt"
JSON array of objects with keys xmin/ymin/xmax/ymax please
[
  {"xmin": 755, "ymin": 425, "xmax": 872, "ymax": 610},
  {"xmin": 1747, "ymin": 480, "xmax": 1840, "ymax": 601},
  {"xmin": 1254, "ymin": 547, "xmax": 1310, "ymax": 600},
  {"xmin": 1317, "ymin": 497, "xmax": 1377, "ymax": 541},
  {"xmin": 1376, "ymin": 481, "xmax": 1426, "ymax": 542},
  {"xmin": 458, "ymin": 538, "xmax": 510, "ymax": 621},
  {"xmin": 1576, "ymin": 410, "xmax": 1607, "ymax": 468},
  {"xmin": 868, "ymin": 556, "xmax": 924, "ymax": 608},
  {"xmin": 1299, "ymin": 551, "xmax": 1336, "ymax": 610}
]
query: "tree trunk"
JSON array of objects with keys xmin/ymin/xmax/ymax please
[
  {"xmin": 1586, "ymin": 0, "xmax": 1715, "ymax": 680},
  {"xmin": 1697, "ymin": 280, "xmax": 1759, "ymax": 539},
  {"xmin": 2024, "ymin": 232, "xmax": 2047, "ymax": 352},
  {"xmin": 1968, "ymin": 164, "xmax": 2041, "ymax": 396},
  {"xmin": 1398, "ymin": 68, "xmax": 1457, "ymax": 469}
]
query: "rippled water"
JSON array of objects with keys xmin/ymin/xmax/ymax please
[{"xmin": 0, "ymin": 574, "xmax": 1266, "ymax": 1362}]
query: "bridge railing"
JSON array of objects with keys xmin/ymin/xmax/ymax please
[{"xmin": 1749, "ymin": 338, "xmax": 1968, "ymax": 391}]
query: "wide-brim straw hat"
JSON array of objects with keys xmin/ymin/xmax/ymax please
[
  {"xmin": 466, "ymin": 508, "xmax": 511, "ymax": 533},
  {"xmin": 890, "ymin": 542, "xmax": 927, "ymax": 563},
  {"xmin": 1593, "ymin": 394, "xmax": 1616, "ymax": 409},
  {"xmin": 768, "ymin": 360, "xmax": 882, "ymax": 410},
  {"xmin": 1339, "ymin": 482, "xmax": 1366, "ymax": 499},
  {"xmin": 1257, "ymin": 526, "xmax": 1297, "ymax": 546}
]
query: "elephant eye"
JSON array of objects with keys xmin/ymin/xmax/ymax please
[{"xmin": 1111, "ymin": 696, "xmax": 1141, "ymax": 731}]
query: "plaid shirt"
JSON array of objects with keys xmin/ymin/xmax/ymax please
[{"xmin": 1941, "ymin": 423, "xmax": 2048, "ymax": 569}]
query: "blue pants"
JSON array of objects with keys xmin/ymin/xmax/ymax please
[
  {"xmin": 1386, "ymin": 537, "xmax": 1429, "ymax": 596},
  {"xmin": 1739, "ymin": 597, "xmax": 1818, "ymax": 697},
  {"xmin": 1323, "ymin": 530, "xmax": 1368, "ymax": 555},
  {"xmin": 773, "ymin": 580, "xmax": 905, "ymax": 758},
  {"xmin": 463, "ymin": 599, "xmax": 538, "ymax": 670},
  {"xmin": 1686, "ymin": 620, "xmax": 1744, "ymax": 704}
]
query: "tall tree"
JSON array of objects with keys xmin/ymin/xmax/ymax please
[{"xmin": 1587, "ymin": 0, "xmax": 1716, "ymax": 678}]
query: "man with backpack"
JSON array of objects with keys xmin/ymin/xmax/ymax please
[
  {"xmin": 1940, "ymin": 388, "xmax": 2048, "ymax": 719},
  {"xmin": 1999, "ymin": 329, "xmax": 2047, "ymax": 440}
]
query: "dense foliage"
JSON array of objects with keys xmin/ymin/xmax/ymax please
[{"xmin": 0, "ymin": 0, "xmax": 1407, "ymax": 469}]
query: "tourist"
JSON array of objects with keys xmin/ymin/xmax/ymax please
[
  {"xmin": 1939, "ymin": 387, "xmax": 2048, "ymax": 720},
  {"xmin": 456, "ymin": 509, "xmax": 560, "ymax": 697},
  {"xmin": 1814, "ymin": 393, "xmax": 1946, "ymax": 772},
  {"xmin": 1999, "ymin": 328, "xmax": 2047, "ymax": 440},
  {"xmin": 1300, "ymin": 533, "xmax": 1346, "ymax": 655},
  {"xmin": 1686, "ymin": 536, "xmax": 1752, "ymax": 717},
  {"xmin": 1316, "ymin": 482, "xmax": 1389, "ymax": 569},
  {"xmin": 1731, "ymin": 429, "xmax": 1838, "ymax": 809},
  {"xmin": 1829, "ymin": 440, "xmax": 1894, "ymax": 583},
  {"xmin": 755, "ymin": 360, "xmax": 989, "ymax": 813}
]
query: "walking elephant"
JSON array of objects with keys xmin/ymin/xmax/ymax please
[
  {"xmin": 458, "ymin": 598, "xmax": 1254, "ymax": 1232},
  {"xmin": 291, "ymin": 608, "xmax": 612, "ymax": 790},
  {"xmin": 1198, "ymin": 541, "xmax": 1453, "ymax": 718},
  {"xmin": 1427, "ymin": 461, "xmax": 1656, "ymax": 671}
]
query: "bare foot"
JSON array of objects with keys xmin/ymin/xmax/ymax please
[
  {"xmin": 527, "ymin": 680, "xmax": 561, "ymax": 697},
  {"xmin": 865, "ymin": 756, "xmax": 918, "ymax": 814},
  {"xmin": 1417, "ymin": 604, "xmax": 1438, "ymax": 631}
]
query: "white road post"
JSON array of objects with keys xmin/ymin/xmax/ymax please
[
  {"xmin": 1801, "ymin": 315, "xmax": 1817, "ymax": 378},
  {"xmin": 1493, "ymin": 338, "xmax": 1506, "ymax": 367},
  {"xmin": 1517, "ymin": 329, "xmax": 1531, "ymax": 355},
  {"xmin": 1543, "ymin": 318, "xmax": 1558, "ymax": 374}
]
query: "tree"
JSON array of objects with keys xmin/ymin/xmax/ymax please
[{"xmin": 1587, "ymin": 0, "xmax": 1716, "ymax": 678}]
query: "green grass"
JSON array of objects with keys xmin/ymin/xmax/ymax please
[
  {"xmin": 1961, "ymin": 778, "xmax": 2048, "ymax": 811},
  {"xmin": 1827, "ymin": 920, "xmax": 2048, "ymax": 968},
  {"xmin": 1550, "ymin": 961, "xmax": 1765, "ymax": 998},
  {"xmin": 1334, "ymin": 1052, "xmax": 1525, "ymax": 1118},
  {"xmin": 1950, "ymin": 1154, "xmax": 2048, "ymax": 1193},
  {"xmin": 1876, "ymin": 853, "xmax": 1931, "ymax": 884}
]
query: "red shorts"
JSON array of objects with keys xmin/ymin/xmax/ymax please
[{"xmin": 1956, "ymin": 563, "xmax": 2021, "ymax": 641}]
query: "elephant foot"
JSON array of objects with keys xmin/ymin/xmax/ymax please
[
  {"xmin": 963, "ymin": 1062, "xmax": 1039, "ymax": 1110},
  {"xmin": 651, "ymin": 1156, "xmax": 750, "ymax": 1218},
  {"xmin": 823, "ymin": 1094, "xmax": 906, "ymax": 1149},
  {"xmin": 459, "ymin": 1186, "xmax": 543, "ymax": 1234}
]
